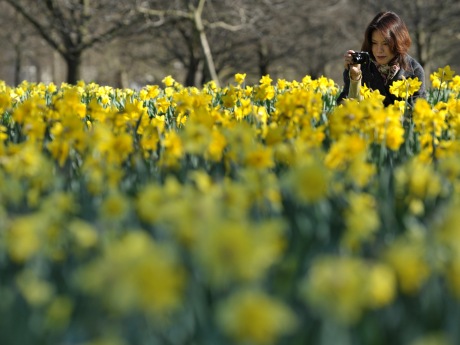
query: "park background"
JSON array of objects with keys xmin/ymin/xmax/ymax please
[{"xmin": 0, "ymin": 0, "xmax": 459, "ymax": 88}]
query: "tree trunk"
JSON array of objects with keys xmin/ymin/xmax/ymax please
[
  {"xmin": 194, "ymin": 0, "xmax": 220, "ymax": 87},
  {"xmin": 116, "ymin": 70, "xmax": 129, "ymax": 89},
  {"xmin": 14, "ymin": 45, "xmax": 22, "ymax": 86},
  {"xmin": 258, "ymin": 39, "xmax": 270, "ymax": 77},
  {"xmin": 200, "ymin": 60, "xmax": 211, "ymax": 85},
  {"xmin": 185, "ymin": 55, "xmax": 200, "ymax": 87},
  {"xmin": 64, "ymin": 52, "xmax": 82, "ymax": 84}
]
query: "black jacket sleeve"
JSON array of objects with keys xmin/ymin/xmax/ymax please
[{"xmin": 411, "ymin": 59, "xmax": 427, "ymax": 100}]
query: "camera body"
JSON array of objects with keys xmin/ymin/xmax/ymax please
[{"xmin": 351, "ymin": 51, "xmax": 370, "ymax": 65}]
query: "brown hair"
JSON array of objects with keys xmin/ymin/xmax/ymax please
[{"xmin": 361, "ymin": 11, "xmax": 412, "ymax": 70}]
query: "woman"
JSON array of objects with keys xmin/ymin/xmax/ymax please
[{"xmin": 337, "ymin": 11, "xmax": 426, "ymax": 107}]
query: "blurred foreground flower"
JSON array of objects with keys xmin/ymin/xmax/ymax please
[
  {"xmin": 384, "ymin": 232, "xmax": 431, "ymax": 294},
  {"xmin": 194, "ymin": 219, "xmax": 286, "ymax": 287},
  {"xmin": 431, "ymin": 65, "xmax": 455, "ymax": 88},
  {"xmin": 217, "ymin": 288, "xmax": 297, "ymax": 345},
  {"xmin": 301, "ymin": 255, "xmax": 396, "ymax": 324},
  {"xmin": 76, "ymin": 231, "xmax": 185, "ymax": 317}
]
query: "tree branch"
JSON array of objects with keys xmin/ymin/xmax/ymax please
[
  {"xmin": 204, "ymin": 20, "xmax": 246, "ymax": 31},
  {"xmin": 4, "ymin": 0, "xmax": 65, "ymax": 56},
  {"xmin": 136, "ymin": 7, "xmax": 192, "ymax": 21}
]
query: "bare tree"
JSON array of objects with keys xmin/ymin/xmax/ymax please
[
  {"xmin": 137, "ymin": 0, "xmax": 256, "ymax": 87},
  {"xmin": 0, "ymin": 3, "xmax": 51, "ymax": 84},
  {"xmin": 3, "ymin": 0, "xmax": 149, "ymax": 84}
]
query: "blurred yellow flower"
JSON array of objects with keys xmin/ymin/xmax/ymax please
[
  {"xmin": 161, "ymin": 131, "xmax": 184, "ymax": 168},
  {"xmin": 162, "ymin": 75, "xmax": 176, "ymax": 87},
  {"xmin": 282, "ymin": 158, "xmax": 329, "ymax": 203},
  {"xmin": 143, "ymin": 84, "xmax": 161, "ymax": 99},
  {"xmin": 301, "ymin": 255, "xmax": 396, "ymax": 324},
  {"xmin": 235, "ymin": 73, "xmax": 247, "ymax": 85},
  {"xmin": 346, "ymin": 159, "xmax": 376, "ymax": 187},
  {"xmin": 194, "ymin": 219, "xmax": 285, "ymax": 286},
  {"xmin": 76, "ymin": 231, "xmax": 184, "ymax": 316},
  {"xmin": 259, "ymin": 75, "xmax": 273, "ymax": 87},
  {"xmin": 384, "ymin": 233, "xmax": 430, "ymax": 294},
  {"xmin": 47, "ymin": 82, "xmax": 57, "ymax": 93},
  {"xmin": 385, "ymin": 124, "xmax": 405, "ymax": 151},
  {"xmin": 139, "ymin": 123, "xmax": 160, "ymax": 153},
  {"xmin": 99, "ymin": 191, "xmax": 130, "ymax": 222},
  {"xmin": 276, "ymin": 78, "xmax": 288, "ymax": 90},
  {"xmin": 45, "ymin": 296, "xmax": 74, "ymax": 330},
  {"xmin": 217, "ymin": 288, "xmax": 297, "ymax": 345},
  {"xmin": 413, "ymin": 98, "xmax": 447, "ymax": 138},
  {"xmin": 395, "ymin": 159, "xmax": 443, "ymax": 201},
  {"xmin": 222, "ymin": 92, "xmax": 237, "ymax": 108},
  {"xmin": 342, "ymin": 192, "xmax": 380, "ymax": 251},
  {"xmin": 92, "ymin": 124, "xmax": 134, "ymax": 165},
  {"xmin": 312, "ymin": 76, "xmax": 338, "ymax": 95},
  {"xmin": 324, "ymin": 134, "xmax": 367, "ymax": 170},
  {"xmin": 12, "ymin": 95, "xmax": 47, "ymax": 125},
  {"xmin": 206, "ymin": 129, "xmax": 227, "ymax": 162},
  {"xmin": 366, "ymin": 263, "xmax": 397, "ymax": 308},
  {"xmin": 448, "ymin": 75, "xmax": 460, "ymax": 92},
  {"xmin": 55, "ymin": 87, "xmax": 87, "ymax": 119},
  {"xmin": 69, "ymin": 219, "xmax": 99, "ymax": 249},
  {"xmin": 7, "ymin": 215, "xmax": 42, "ymax": 263},
  {"xmin": 409, "ymin": 333, "xmax": 452, "ymax": 345},
  {"xmin": 360, "ymin": 85, "xmax": 385, "ymax": 102},
  {"xmin": 16, "ymin": 269, "xmax": 54, "ymax": 306},
  {"xmin": 243, "ymin": 145, "xmax": 274, "ymax": 169},
  {"xmin": 181, "ymin": 122, "xmax": 212, "ymax": 155},
  {"xmin": 255, "ymin": 84, "xmax": 276, "ymax": 101},
  {"xmin": 136, "ymin": 183, "xmax": 164, "ymax": 225},
  {"xmin": 431, "ymin": 65, "xmax": 455, "ymax": 88},
  {"xmin": 123, "ymin": 97, "xmax": 148, "ymax": 123},
  {"xmin": 275, "ymin": 88, "xmax": 323, "ymax": 124},
  {"xmin": 0, "ymin": 91, "xmax": 12, "ymax": 113}
]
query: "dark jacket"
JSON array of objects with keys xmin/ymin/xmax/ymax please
[{"xmin": 337, "ymin": 55, "xmax": 426, "ymax": 107}]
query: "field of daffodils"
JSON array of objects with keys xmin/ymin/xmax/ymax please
[{"xmin": 1, "ymin": 67, "xmax": 459, "ymax": 345}]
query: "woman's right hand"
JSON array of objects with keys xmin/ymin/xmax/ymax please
[{"xmin": 344, "ymin": 49, "xmax": 362, "ymax": 81}]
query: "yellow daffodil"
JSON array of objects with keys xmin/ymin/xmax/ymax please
[
  {"xmin": 234, "ymin": 73, "xmax": 246, "ymax": 85},
  {"xmin": 384, "ymin": 232, "xmax": 431, "ymax": 294},
  {"xmin": 162, "ymin": 75, "xmax": 176, "ymax": 87},
  {"xmin": 217, "ymin": 288, "xmax": 297, "ymax": 345},
  {"xmin": 342, "ymin": 192, "xmax": 380, "ymax": 251},
  {"xmin": 389, "ymin": 77, "xmax": 422, "ymax": 99},
  {"xmin": 76, "ymin": 231, "xmax": 185, "ymax": 316},
  {"xmin": 301, "ymin": 255, "xmax": 396, "ymax": 324}
]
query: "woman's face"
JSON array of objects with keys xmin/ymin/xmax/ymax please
[{"xmin": 371, "ymin": 30, "xmax": 396, "ymax": 65}]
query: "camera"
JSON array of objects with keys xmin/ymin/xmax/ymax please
[{"xmin": 351, "ymin": 51, "xmax": 369, "ymax": 65}]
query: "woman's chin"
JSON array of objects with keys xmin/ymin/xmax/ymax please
[{"xmin": 375, "ymin": 57, "xmax": 392, "ymax": 65}]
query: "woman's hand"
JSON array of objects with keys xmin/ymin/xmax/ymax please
[{"xmin": 344, "ymin": 50, "xmax": 362, "ymax": 81}]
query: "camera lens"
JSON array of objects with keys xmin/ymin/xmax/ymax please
[
  {"xmin": 352, "ymin": 53, "xmax": 363, "ymax": 64},
  {"xmin": 351, "ymin": 52, "xmax": 369, "ymax": 65}
]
